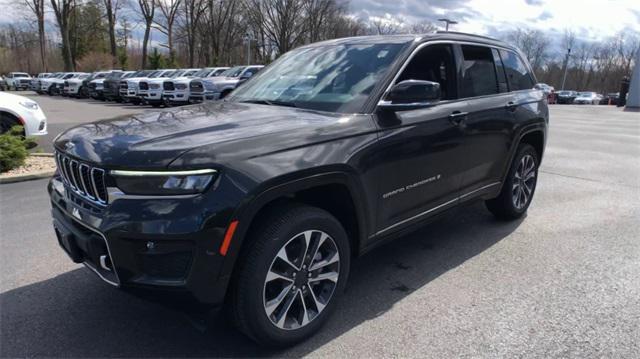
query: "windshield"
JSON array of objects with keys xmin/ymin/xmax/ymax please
[
  {"xmin": 578, "ymin": 92, "xmax": 594, "ymax": 96},
  {"xmin": 230, "ymin": 43, "xmax": 407, "ymax": 113},
  {"xmin": 63, "ymin": 74, "xmax": 74, "ymax": 79},
  {"xmin": 221, "ymin": 66, "xmax": 245, "ymax": 77},
  {"xmin": 169, "ymin": 70, "xmax": 184, "ymax": 78},
  {"xmin": 14, "ymin": 73, "xmax": 29, "ymax": 78}
]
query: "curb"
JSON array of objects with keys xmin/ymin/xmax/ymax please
[{"xmin": 0, "ymin": 153, "xmax": 56, "ymax": 184}]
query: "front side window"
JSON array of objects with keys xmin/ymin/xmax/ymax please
[
  {"xmin": 230, "ymin": 43, "xmax": 407, "ymax": 113},
  {"xmin": 396, "ymin": 44, "xmax": 457, "ymax": 100},
  {"xmin": 460, "ymin": 45, "xmax": 499, "ymax": 98},
  {"xmin": 499, "ymin": 49, "xmax": 534, "ymax": 91},
  {"xmin": 221, "ymin": 66, "xmax": 246, "ymax": 77}
]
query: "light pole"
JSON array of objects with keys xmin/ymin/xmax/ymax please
[
  {"xmin": 561, "ymin": 47, "xmax": 571, "ymax": 91},
  {"xmin": 437, "ymin": 18, "xmax": 458, "ymax": 31},
  {"xmin": 244, "ymin": 34, "xmax": 254, "ymax": 66}
]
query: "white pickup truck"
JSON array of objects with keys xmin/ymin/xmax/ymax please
[{"xmin": 3, "ymin": 72, "xmax": 33, "ymax": 90}]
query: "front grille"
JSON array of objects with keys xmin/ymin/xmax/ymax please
[
  {"xmin": 20, "ymin": 79, "xmax": 30, "ymax": 84},
  {"xmin": 56, "ymin": 152, "xmax": 108, "ymax": 205},
  {"xmin": 89, "ymin": 83, "xmax": 97, "ymax": 90},
  {"xmin": 119, "ymin": 81, "xmax": 128, "ymax": 90},
  {"xmin": 64, "ymin": 81, "xmax": 69, "ymax": 87},
  {"xmin": 139, "ymin": 82, "xmax": 148, "ymax": 90},
  {"xmin": 163, "ymin": 81, "xmax": 174, "ymax": 91},
  {"xmin": 190, "ymin": 81, "xmax": 203, "ymax": 93}
]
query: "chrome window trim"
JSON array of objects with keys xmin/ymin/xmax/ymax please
[{"xmin": 376, "ymin": 39, "xmax": 525, "ymax": 107}]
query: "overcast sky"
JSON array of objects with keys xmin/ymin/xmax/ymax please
[{"xmin": 350, "ymin": 0, "xmax": 640, "ymax": 41}]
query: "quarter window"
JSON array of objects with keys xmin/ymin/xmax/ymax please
[
  {"xmin": 499, "ymin": 50, "xmax": 535, "ymax": 91},
  {"xmin": 460, "ymin": 45, "xmax": 499, "ymax": 98}
]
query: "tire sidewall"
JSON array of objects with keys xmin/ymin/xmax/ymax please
[
  {"xmin": 504, "ymin": 144, "xmax": 539, "ymax": 216},
  {"xmin": 240, "ymin": 208, "xmax": 351, "ymax": 345}
]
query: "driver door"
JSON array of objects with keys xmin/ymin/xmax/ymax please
[{"xmin": 370, "ymin": 43, "xmax": 469, "ymax": 235}]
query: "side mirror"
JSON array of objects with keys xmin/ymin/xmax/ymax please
[{"xmin": 381, "ymin": 80, "xmax": 441, "ymax": 107}]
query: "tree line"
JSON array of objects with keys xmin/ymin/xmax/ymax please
[{"xmin": 1, "ymin": 0, "xmax": 637, "ymax": 94}]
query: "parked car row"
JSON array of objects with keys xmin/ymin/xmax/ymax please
[{"xmin": 19, "ymin": 65, "xmax": 264, "ymax": 107}]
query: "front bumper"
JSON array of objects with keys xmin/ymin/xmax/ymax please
[
  {"xmin": 144, "ymin": 90, "xmax": 163, "ymax": 104},
  {"xmin": 163, "ymin": 90, "xmax": 190, "ymax": 104},
  {"xmin": 47, "ymin": 175, "xmax": 238, "ymax": 305},
  {"xmin": 189, "ymin": 92, "xmax": 220, "ymax": 103}
]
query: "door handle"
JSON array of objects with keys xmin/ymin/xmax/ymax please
[
  {"xmin": 505, "ymin": 101, "xmax": 518, "ymax": 111},
  {"xmin": 448, "ymin": 111, "xmax": 468, "ymax": 125}
]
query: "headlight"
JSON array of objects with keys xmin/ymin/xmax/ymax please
[
  {"xmin": 19, "ymin": 101, "xmax": 39, "ymax": 110},
  {"xmin": 175, "ymin": 83, "xmax": 187, "ymax": 90},
  {"xmin": 150, "ymin": 83, "xmax": 161, "ymax": 89},
  {"xmin": 110, "ymin": 169, "xmax": 217, "ymax": 195}
]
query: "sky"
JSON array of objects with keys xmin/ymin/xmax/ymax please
[{"xmin": 350, "ymin": 0, "xmax": 640, "ymax": 41}]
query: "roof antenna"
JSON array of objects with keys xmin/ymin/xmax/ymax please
[{"xmin": 437, "ymin": 18, "xmax": 458, "ymax": 31}]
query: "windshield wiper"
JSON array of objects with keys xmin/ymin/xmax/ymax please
[{"xmin": 240, "ymin": 99, "xmax": 298, "ymax": 108}]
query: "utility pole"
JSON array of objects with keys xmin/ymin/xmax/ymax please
[
  {"xmin": 244, "ymin": 34, "xmax": 254, "ymax": 66},
  {"xmin": 437, "ymin": 18, "xmax": 458, "ymax": 31},
  {"xmin": 561, "ymin": 47, "xmax": 571, "ymax": 91}
]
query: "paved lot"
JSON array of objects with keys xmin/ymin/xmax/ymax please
[
  {"xmin": 13, "ymin": 91, "xmax": 149, "ymax": 153},
  {"xmin": 1, "ymin": 105, "xmax": 639, "ymax": 357}
]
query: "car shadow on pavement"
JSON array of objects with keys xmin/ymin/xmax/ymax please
[{"xmin": 0, "ymin": 202, "xmax": 522, "ymax": 357}]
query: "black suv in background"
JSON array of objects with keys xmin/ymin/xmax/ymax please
[{"xmin": 49, "ymin": 32, "xmax": 547, "ymax": 346}]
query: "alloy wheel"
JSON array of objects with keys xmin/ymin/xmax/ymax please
[
  {"xmin": 263, "ymin": 230, "xmax": 340, "ymax": 330},
  {"xmin": 512, "ymin": 154, "xmax": 536, "ymax": 210}
]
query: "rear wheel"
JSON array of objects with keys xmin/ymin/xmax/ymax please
[
  {"xmin": 486, "ymin": 144, "xmax": 539, "ymax": 220},
  {"xmin": 230, "ymin": 203, "xmax": 350, "ymax": 346}
]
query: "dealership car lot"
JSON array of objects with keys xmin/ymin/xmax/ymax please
[{"xmin": 1, "ymin": 105, "xmax": 639, "ymax": 356}]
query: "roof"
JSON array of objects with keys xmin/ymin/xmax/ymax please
[{"xmin": 304, "ymin": 31, "xmax": 514, "ymax": 51}]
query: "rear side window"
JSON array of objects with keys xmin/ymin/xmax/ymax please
[
  {"xmin": 499, "ymin": 50, "xmax": 535, "ymax": 91},
  {"xmin": 460, "ymin": 45, "xmax": 499, "ymax": 98}
]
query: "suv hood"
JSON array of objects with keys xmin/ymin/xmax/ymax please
[{"xmin": 54, "ymin": 102, "xmax": 364, "ymax": 169}]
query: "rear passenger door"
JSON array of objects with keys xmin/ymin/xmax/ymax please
[{"xmin": 454, "ymin": 44, "xmax": 515, "ymax": 195}]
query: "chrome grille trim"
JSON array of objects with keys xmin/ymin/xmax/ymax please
[{"xmin": 55, "ymin": 152, "xmax": 108, "ymax": 205}]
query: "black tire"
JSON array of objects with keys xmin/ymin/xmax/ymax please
[
  {"xmin": 0, "ymin": 112, "xmax": 22, "ymax": 135},
  {"xmin": 220, "ymin": 89, "xmax": 232, "ymax": 99},
  {"xmin": 486, "ymin": 143, "xmax": 539, "ymax": 220},
  {"xmin": 229, "ymin": 203, "xmax": 351, "ymax": 347}
]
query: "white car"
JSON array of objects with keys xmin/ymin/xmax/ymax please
[
  {"xmin": 142, "ymin": 68, "xmax": 200, "ymax": 106},
  {"xmin": 137, "ymin": 69, "xmax": 180, "ymax": 106},
  {"xmin": 190, "ymin": 65, "xmax": 263, "ymax": 102},
  {"xmin": 30, "ymin": 73, "xmax": 52, "ymax": 91},
  {"xmin": 0, "ymin": 92, "xmax": 47, "ymax": 136},
  {"xmin": 3, "ymin": 72, "xmax": 32, "ymax": 90},
  {"xmin": 63, "ymin": 73, "xmax": 91, "ymax": 96},
  {"xmin": 163, "ymin": 67, "xmax": 229, "ymax": 105},
  {"xmin": 574, "ymin": 91, "xmax": 600, "ymax": 105},
  {"xmin": 42, "ymin": 73, "xmax": 83, "ymax": 95},
  {"xmin": 122, "ymin": 70, "xmax": 167, "ymax": 104}
]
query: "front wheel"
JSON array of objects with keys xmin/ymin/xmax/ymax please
[
  {"xmin": 229, "ymin": 203, "xmax": 350, "ymax": 346},
  {"xmin": 486, "ymin": 144, "xmax": 539, "ymax": 220}
]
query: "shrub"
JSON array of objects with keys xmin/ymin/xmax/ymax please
[{"xmin": 0, "ymin": 125, "xmax": 30, "ymax": 173}]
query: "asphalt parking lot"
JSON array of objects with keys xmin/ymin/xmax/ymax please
[{"xmin": 1, "ymin": 102, "xmax": 639, "ymax": 357}]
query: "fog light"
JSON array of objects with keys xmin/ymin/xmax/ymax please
[{"xmin": 146, "ymin": 241, "xmax": 156, "ymax": 250}]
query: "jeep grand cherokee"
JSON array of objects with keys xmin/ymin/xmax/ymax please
[{"xmin": 48, "ymin": 32, "xmax": 547, "ymax": 346}]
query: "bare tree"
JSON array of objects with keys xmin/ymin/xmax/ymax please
[
  {"xmin": 506, "ymin": 28, "xmax": 549, "ymax": 71},
  {"xmin": 135, "ymin": 0, "xmax": 156, "ymax": 68},
  {"xmin": 154, "ymin": 0, "xmax": 181, "ymax": 64},
  {"xmin": 102, "ymin": 0, "xmax": 122, "ymax": 66},
  {"xmin": 253, "ymin": 0, "xmax": 307, "ymax": 55},
  {"xmin": 50, "ymin": 0, "xmax": 76, "ymax": 71},
  {"xmin": 181, "ymin": 0, "xmax": 208, "ymax": 67},
  {"xmin": 23, "ymin": 0, "xmax": 47, "ymax": 71}
]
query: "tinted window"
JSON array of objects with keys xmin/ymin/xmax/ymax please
[
  {"xmin": 396, "ymin": 44, "xmax": 457, "ymax": 100},
  {"xmin": 499, "ymin": 49, "xmax": 534, "ymax": 91},
  {"xmin": 460, "ymin": 45, "xmax": 499, "ymax": 98},
  {"xmin": 230, "ymin": 43, "xmax": 407, "ymax": 113}
]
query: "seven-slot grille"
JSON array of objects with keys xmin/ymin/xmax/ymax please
[
  {"xmin": 55, "ymin": 152, "xmax": 108, "ymax": 204},
  {"xmin": 190, "ymin": 81, "xmax": 203, "ymax": 93},
  {"xmin": 163, "ymin": 81, "xmax": 175, "ymax": 91}
]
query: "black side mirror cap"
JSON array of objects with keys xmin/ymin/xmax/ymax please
[{"xmin": 383, "ymin": 80, "xmax": 441, "ymax": 106}]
